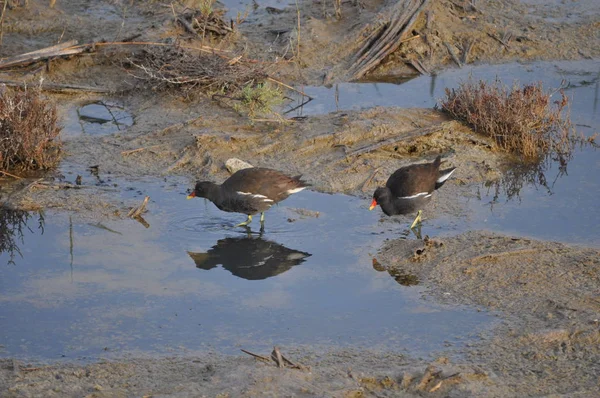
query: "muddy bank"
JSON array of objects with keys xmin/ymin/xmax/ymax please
[
  {"xmin": 241, "ymin": 0, "xmax": 600, "ymax": 84},
  {"xmin": 0, "ymin": 348, "xmax": 507, "ymax": 397},
  {"xmin": 3, "ymin": 227, "xmax": 600, "ymax": 398},
  {"xmin": 375, "ymin": 231, "xmax": 600, "ymax": 396},
  {"xmin": 6, "ymin": 92, "xmax": 502, "ymax": 221},
  {"xmin": 2, "ymin": 0, "xmax": 598, "ymax": 88}
]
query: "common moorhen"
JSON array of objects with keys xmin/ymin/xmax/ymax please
[
  {"xmin": 369, "ymin": 156, "xmax": 456, "ymax": 229},
  {"xmin": 187, "ymin": 167, "xmax": 309, "ymax": 228}
]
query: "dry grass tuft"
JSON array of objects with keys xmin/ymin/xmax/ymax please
[
  {"xmin": 440, "ymin": 79, "xmax": 576, "ymax": 163},
  {"xmin": 0, "ymin": 85, "xmax": 62, "ymax": 172}
]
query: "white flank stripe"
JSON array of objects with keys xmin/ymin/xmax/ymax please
[
  {"xmin": 236, "ymin": 191, "xmax": 274, "ymax": 202},
  {"xmin": 398, "ymin": 192, "xmax": 430, "ymax": 200},
  {"xmin": 436, "ymin": 168, "xmax": 456, "ymax": 184},
  {"xmin": 286, "ymin": 187, "xmax": 306, "ymax": 194},
  {"xmin": 424, "ymin": 193, "xmax": 432, "ymax": 198}
]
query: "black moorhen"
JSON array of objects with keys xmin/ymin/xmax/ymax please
[
  {"xmin": 369, "ymin": 156, "xmax": 456, "ymax": 229},
  {"xmin": 187, "ymin": 167, "xmax": 309, "ymax": 228}
]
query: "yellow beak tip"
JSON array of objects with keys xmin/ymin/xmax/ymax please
[
  {"xmin": 186, "ymin": 195, "xmax": 194, "ymax": 200},
  {"xmin": 368, "ymin": 205, "xmax": 376, "ymax": 211}
]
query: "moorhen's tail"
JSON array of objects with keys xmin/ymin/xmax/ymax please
[{"xmin": 435, "ymin": 167, "xmax": 456, "ymax": 190}]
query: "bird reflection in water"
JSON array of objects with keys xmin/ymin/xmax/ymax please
[
  {"xmin": 188, "ymin": 235, "xmax": 311, "ymax": 280},
  {"xmin": 372, "ymin": 257, "xmax": 420, "ymax": 287}
]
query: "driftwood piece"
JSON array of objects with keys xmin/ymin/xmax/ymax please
[
  {"xmin": 242, "ymin": 346, "xmax": 308, "ymax": 370},
  {"xmin": 128, "ymin": 196, "xmax": 150, "ymax": 218},
  {"xmin": 347, "ymin": 125, "xmax": 440, "ymax": 157},
  {"xmin": 271, "ymin": 346, "xmax": 285, "ymax": 368},
  {"xmin": 241, "ymin": 349, "xmax": 271, "ymax": 362},
  {"xmin": 0, "ymin": 79, "xmax": 112, "ymax": 93},
  {"xmin": 406, "ymin": 58, "xmax": 429, "ymax": 75},
  {"xmin": 0, "ymin": 40, "xmax": 82, "ymax": 69},
  {"xmin": 460, "ymin": 39, "xmax": 474, "ymax": 65},
  {"xmin": 443, "ymin": 42, "xmax": 462, "ymax": 68},
  {"xmin": 348, "ymin": 0, "xmax": 429, "ymax": 80}
]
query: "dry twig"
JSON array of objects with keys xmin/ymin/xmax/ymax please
[{"xmin": 128, "ymin": 196, "xmax": 150, "ymax": 218}]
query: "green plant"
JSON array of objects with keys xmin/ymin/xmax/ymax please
[{"xmin": 234, "ymin": 82, "xmax": 285, "ymax": 118}]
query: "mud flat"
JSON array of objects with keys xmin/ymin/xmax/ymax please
[{"xmin": 0, "ymin": 0, "xmax": 599, "ymax": 397}]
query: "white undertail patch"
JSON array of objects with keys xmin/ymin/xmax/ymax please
[
  {"xmin": 236, "ymin": 191, "xmax": 274, "ymax": 202},
  {"xmin": 398, "ymin": 192, "xmax": 431, "ymax": 200},
  {"xmin": 286, "ymin": 187, "xmax": 306, "ymax": 194},
  {"xmin": 436, "ymin": 168, "xmax": 456, "ymax": 184}
]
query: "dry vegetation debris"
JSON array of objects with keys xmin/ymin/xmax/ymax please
[
  {"xmin": 127, "ymin": 45, "xmax": 285, "ymax": 117},
  {"xmin": 0, "ymin": 85, "xmax": 61, "ymax": 172},
  {"xmin": 440, "ymin": 79, "xmax": 577, "ymax": 163}
]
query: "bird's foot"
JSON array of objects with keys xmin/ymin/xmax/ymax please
[
  {"xmin": 409, "ymin": 210, "xmax": 423, "ymax": 230},
  {"xmin": 235, "ymin": 215, "xmax": 253, "ymax": 227}
]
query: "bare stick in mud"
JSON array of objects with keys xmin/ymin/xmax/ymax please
[
  {"xmin": 461, "ymin": 39, "xmax": 474, "ymax": 65},
  {"xmin": 0, "ymin": 79, "xmax": 112, "ymax": 93},
  {"xmin": 241, "ymin": 349, "xmax": 271, "ymax": 362},
  {"xmin": 443, "ymin": 42, "xmax": 462, "ymax": 68},
  {"xmin": 128, "ymin": 196, "xmax": 150, "ymax": 218},
  {"xmin": 0, "ymin": 40, "xmax": 82, "ymax": 69},
  {"xmin": 272, "ymin": 346, "xmax": 285, "ymax": 368},
  {"xmin": 266, "ymin": 77, "xmax": 313, "ymax": 100},
  {"xmin": 406, "ymin": 58, "xmax": 429, "ymax": 75},
  {"xmin": 361, "ymin": 167, "xmax": 382, "ymax": 192},
  {"xmin": 278, "ymin": 351, "xmax": 307, "ymax": 370},
  {"xmin": 0, "ymin": 170, "xmax": 23, "ymax": 179}
]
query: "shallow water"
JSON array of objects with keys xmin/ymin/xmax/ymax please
[
  {"xmin": 289, "ymin": 60, "xmax": 600, "ymax": 246},
  {"xmin": 62, "ymin": 101, "xmax": 134, "ymax": 138},
  {"xmin": 0, "ymin": 184, "xmax": 491, "ymax": 361},
  {"xmin": 1, "ymin": 60, "xmax": 598, "ymax": 362}
]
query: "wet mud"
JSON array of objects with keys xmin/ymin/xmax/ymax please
[{"xmin": 0, "ymin": 0, "xmax": 599, "ymax": 397}]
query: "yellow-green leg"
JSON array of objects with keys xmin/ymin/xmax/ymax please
[
  {"xmin": 236, "ymin": 214, "xmax": 253, "ymax": 227},
  {"xmin": 409, "ymin": 210, "xmax": 423, "ymax": 230}
]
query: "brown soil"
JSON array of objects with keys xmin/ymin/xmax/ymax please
[
  {"xmin": 375, "ymin": 232, "xmax": 600, "ymax": 396},
  {"xmin": 0, "ymin": 1, "xmax": 598, "ymax": 397}
]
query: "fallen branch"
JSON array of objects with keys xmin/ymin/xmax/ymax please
[
  {"xmin": 443, "ymin": 42, "xmax": 462, "ymax": 68},
  {"xmin": 241, "ymin": 346, "xmax": 308, "ymax": 370},
  {"xmin": 241, "ymin": 349, "xmax": 271, "ymax": 362},
  {"xmin": 0, "ymin": 170, "xmax": 23, "ymax": 179},
  {"xmin": 361, "ymin": 167, "xmax": 382, "ymax": 192},
  {"xmin": 271, "ymin": 346, "xmax": 285, "ymax": 368},
  {"xmin": 0, "ymin": 40, "xmax": 82, "ymax": 69},
  {"xmin": 406, "ymin": 58, "xmax": 429, "ymax": 75},
  {"xmin": 0, "ymin": 79, "xmax": 113, "ymax": 93},
  {"xmin": 127, "ymin": 196, "xmax": 149, "ymax": 218},
  {"xmin": 347, "ymin": 125, "xmax": 440, "ymax": 157},
  {"xmin": 460, "ymin": 39, "xmax": 474, "ymax": 65}
]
